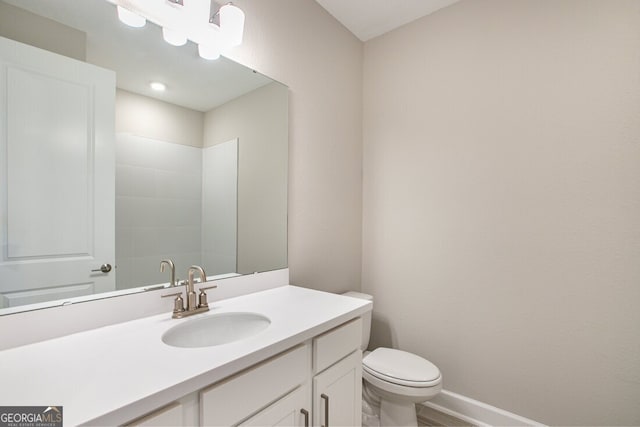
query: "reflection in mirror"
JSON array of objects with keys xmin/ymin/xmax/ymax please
[{"xmin": 0, "ymin": 0, "xmax": 288, "ymax": 315}]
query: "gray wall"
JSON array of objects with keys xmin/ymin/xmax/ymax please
[
  {"xmin": 204, "ymin": 82, "xmax": 288, "ymax": 275},
  {"xmin": 362, "ymin": 0, "xmax": 640, "ymax": 425},
  {"xmin": 224, "ymin": 0, "xmax": 364, "ymax": 292},
  {"xmin": 0, "ymin": 1, "xmax": 85, "ymax": 60}
]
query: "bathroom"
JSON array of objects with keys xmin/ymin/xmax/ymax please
[{"xmin": 0, "ymin": 0, "xmax": 639, "ymax": 426}]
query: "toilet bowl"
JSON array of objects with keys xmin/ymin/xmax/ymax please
[
  {"xmin": 342, "ymin": 292, "xmax": 442, "ymax": 427},
  {"xmin": 363, "ymin": 347, "xmax": 442, "ymax": 426}
]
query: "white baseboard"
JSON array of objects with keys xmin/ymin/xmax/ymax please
[{"xmin": 418, "ymin": 390, "xmax": 546, "ymax": 427}]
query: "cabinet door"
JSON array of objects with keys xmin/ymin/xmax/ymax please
[
  {"xmin": 241, "ymin": 385, "xmax": 311, "ymax": 427},
  {"xmin": 313, "ymin": 351, "xmax": 362, "ymax": 427}
]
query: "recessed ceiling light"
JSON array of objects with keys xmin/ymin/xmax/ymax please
[{"xmin": 150, "ymin": 82, "xmax": 166, "ymax": 92}]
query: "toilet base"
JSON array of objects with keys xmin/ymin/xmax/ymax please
[
  {"xmin": 362, "ymin": 402, "xmax": 380, "ymax": 427},
  {"xmin": 363, "ymin": 375, "xmax": 441, "ymax": 427},
  {"xmin": 380, "ymin": 399, "xmax": 418, "ymax": 427},
  {"xmin": 363, "ymin": 381, "xmax": 420, "ymax": 427}
]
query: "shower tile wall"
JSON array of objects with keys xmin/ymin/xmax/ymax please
[{"xmin": 115, "ymin": 133, "xmax": 202, "ymax": 289}]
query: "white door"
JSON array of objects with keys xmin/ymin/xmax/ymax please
[{"xmin": 0, "ymin": 36, "xmax": 116, "ymax": 309}]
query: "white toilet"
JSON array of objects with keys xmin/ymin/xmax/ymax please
[{"xmin": 343, "ymin": 292, "xmax": 442, "ymax": 427}]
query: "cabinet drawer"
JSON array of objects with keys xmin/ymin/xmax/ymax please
[
  {"xmin": 200, "ymin": 344, "xmax": 310, "ymax": 426},
  {"xmin": 313, "ymin": 317, "xmax": 362, "ymax": 374}
]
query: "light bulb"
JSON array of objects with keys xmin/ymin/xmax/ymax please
[
  {"xmin": 198, "ymin": 43, "xmax": 220, "ymax": 60},
  {"xmin": 117, "ymin": 5, "xmax": 146, "ymax": 28},
  {"xmin": 162, "ymin": 27, "xmax": 187, "ymax": 46},
  {"xmin": 219, "ymin": 3, "xmax": 245, "ymax": 47}
]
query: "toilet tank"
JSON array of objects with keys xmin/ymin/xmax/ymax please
[{"xmin": 342, "ymin": 291, "xmax": 372, "ymax": 351}]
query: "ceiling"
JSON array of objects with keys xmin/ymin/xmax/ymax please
[{"xmin": 314, "ymin": 0, "xmax": 461, "ymax": 41}]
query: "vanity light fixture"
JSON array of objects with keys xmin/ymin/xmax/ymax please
[
  {"xmin": 109, "ymin": 0, "xmax": 245, "ymax": 60},
  {"xmin": 218, "ymin": 3, "xmax": 245, "ymax": 47}
]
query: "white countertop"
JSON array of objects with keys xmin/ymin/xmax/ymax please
[{"xmin": 0, "ymin": 285, "xmax": 371, "ymax": 426}]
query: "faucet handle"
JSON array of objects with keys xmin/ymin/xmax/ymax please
[
  {"xmin": 161, "ymin": 292, "xmax": 182, "ymax": 298},
  {"xmin": 161, "ymin": 292, "xmax": 185, "ymax": 314},
  {"xmin": 197, "ymin": 284, "xmax": 217, "ymax": 309}
]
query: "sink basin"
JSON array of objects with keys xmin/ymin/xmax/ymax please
[{"xmin": 162, "ymin": 312, "xmax": 271, "ymax": 348}]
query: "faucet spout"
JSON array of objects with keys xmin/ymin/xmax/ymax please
[
  {"xmin": 160, "ymin": 259, "xmax": 176, "ymax": 287},
  {"xmin": 185, "ymin": 265, "xmax": 207, "ymax": 311},
  {"xmin": 188, "ymin": 265, "xmax": 207, "ymax": 287}
]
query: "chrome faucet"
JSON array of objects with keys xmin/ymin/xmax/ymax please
[
  {"xmin": 161, "ymin": 265, "xmax": 217, "ymax": 319},
  {"xmin": 159, "ymin": 259, "xmax": 176, "ymax": 287}
]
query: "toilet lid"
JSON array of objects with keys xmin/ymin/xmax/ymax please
[{"xmin": 363, "ymin": 348, "xmax": 441, "ymax": 387}]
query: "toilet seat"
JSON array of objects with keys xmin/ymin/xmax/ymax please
[{"xmin": 363, "ymin": 348, "xmax": 441, "ymax": 388}]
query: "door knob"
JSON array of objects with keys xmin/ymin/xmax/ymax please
[{"xmin": 91, "ymin": 263, "xmax": 112, "ymax": 273}]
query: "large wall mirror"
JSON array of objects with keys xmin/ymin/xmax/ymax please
[{"xmin": 0, "ymin": 0, "xmax": 288, "ymax": 315}]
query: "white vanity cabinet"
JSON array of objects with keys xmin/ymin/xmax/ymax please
[{"xmin": 126, "ymin": 317, "xmax": 363, "ymax": 427}]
